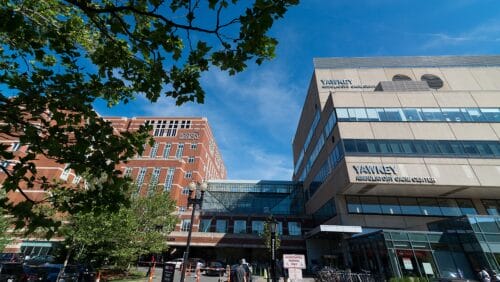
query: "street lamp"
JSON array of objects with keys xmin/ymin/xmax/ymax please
[
  {"xmin": 180, "ymin": 181, "xmax": 207, "ymax": 282},
  {"xmin": 269, "ymin": 219, "xmax": 278, "ymax": 282}
]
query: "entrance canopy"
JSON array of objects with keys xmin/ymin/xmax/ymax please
[{"xmin": 305, "ymin": 225, "xmax": 362, "ymax": 239}]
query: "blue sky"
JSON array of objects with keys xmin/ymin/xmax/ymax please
[{"xmin": 94, "ymin": 0, "xmax": 500, "ymax": 180}]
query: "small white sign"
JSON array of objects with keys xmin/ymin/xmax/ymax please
[
  {"xmin": 283, "ymin": 254, "xmax": 306, "ymax": 269},
  {"xmin": 403, "ymin": 258, "xmax": 413, "ymax": 270},
  {"xmin": 288, "ymin": 268, "xmax": 303, "ymax": 280},
  {"xmin": 422, "ymin": 262, "xmax": 434, "ymax": 275}
]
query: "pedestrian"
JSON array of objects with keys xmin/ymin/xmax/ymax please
[
  {"xmin": 196, "ymin": 260, "xmax": 203, "ymax": 282},
  {"xmin": 235, "ymin": 259, "xmax": 248, "ymax": 282},
  {"xmin": 480, "ymin": 268, "xmax": 491, "ymax": 282}
]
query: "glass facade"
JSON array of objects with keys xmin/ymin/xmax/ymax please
[
  {"xmin": 202, "ymin": 181, "xmax": 304, "ymax": 215},
  {"xmin": 343, "ymin": 139, "xmax": 500, "ymax": 158},
  {"xmin": 234, "ymin": 220, "xmax": 247, "ymax": 234},
  {"xmin": 336, "ymin": 107, "xmax": 500, "ymax": 122},
  {"xmin": 346, "ymin": 196, "xmax": 477, "ymax": 217},
  {"xmin": 313, "ymin": 198, "xmax": 337, "ymax": 225}
]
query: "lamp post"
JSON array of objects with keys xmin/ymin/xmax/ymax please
[
  {"xmin": 180, "ymin": 181, "xmax": 207, "ymax": 282},
  {"xmin": 269, "ymin": 219, "xmax": 278, "ymax": 282}
]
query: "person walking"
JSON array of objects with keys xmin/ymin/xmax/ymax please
[{"xmin": 235, "ymin": 259, "xmax": 248, "ymax": 282}]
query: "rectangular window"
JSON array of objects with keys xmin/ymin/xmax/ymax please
[
  {"xmin": 182, "ymin": 188, "xmax": 190, "ymax": 195},
  {"xmin": 181, "ymin": 220, "xmax": 191, "ymax": 232},
  {"xmin": 150, "ymin": 142, "xmax": 159, "ymax": 158},
  {"xmin": 418, "ymin": 198, "xmax": 442, "ymax": 216},
  {"xmin": 379, "ymin": 197, "xmax": 402, "ymax": 215},
  {"xmin": 288, "ymin": 222, "xmax": 301, "ymax": 236},
  {"xmin": 185, "ymin": 171, "xmax": 192, "ymax": 179},
  {"xmin": 233, "ymin": 220, "xmax": 247, "ymax": 234},
  {"xmin": 457, "ymin": 199, "xmax": 477, "ymax": 215},
  {"xmin": 135, "ymin": 168, "xmax": 147, "ymax": 192},
  {"xmin": 72, "ymin": 175, "xmax": 82, "ymax": 185},
  {"xmin": 60, "ymin": 165, "xmax": 70, "ymax": 181},
  {"xmin": 11, "ymin": 142, "xmax": 21, "ymax": 151},
  {"xmin": 359, "ymin": 196, "xmax": 382, "ymax": 214},
  {"xmin": 191, "ymin": 143, "xmax": 198, "ymax": 150},
  {"xmin": 438, "ymin": 199, "xmax": 462, "ymax": 216},
  {"xmin": 216, "ymin": 220, "xmax": 227, "ymax": 233},
  {"xmin": 164, "ymin": 168, "xmax": 175, "ymax": 191},
  {"xmin": 148, "ymin": 167, "xmax": 161, "ymax": 195},
  {"xmin": 252, "ymin": 221, "xmax": 264, "ymax": 235},
  {"xmin": 200, "ymin": 219, "xmax": 212, "ymax": 232},
  {"xmin": 346, "ymin": 196, "xmax": 362, "ymax": 214},
  {"xmin": 124, "ymin": 167, "xmax": 132, "ymax": 178},
  {"xmin": 163, "ymin": 143, "xmax": 172, "ymax": 158},
  {"xmin": 188, "ymin": 156, "xmax": 195, "ymax": 163},
  {"xmin": 176, "ymin": 143, "xmax": 184, "ymax": 159}
]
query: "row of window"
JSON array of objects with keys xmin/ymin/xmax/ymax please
[
  {"xmin": 141, "ymin": 142, "xmax": 198, "ymax": 159},
  {"xmin": 146, "ymin": 119, "xmax": 191, "ymax": 137},
  {"xmin": 482, "ymin": 200, "xmax": 500, "ymax": 216},
  {"xmin": 346, "ymin": 196, "xmax": 477, "ymax": 217},
  {"xmin": 343, "ymin": 139, "xmax": 500, "ymax": 158},
  {"xmin": 308, "ymin": 144, "xmax": 344, "ymax": 198},
  {"xmin": 313, "ymin": 199, "xmax": 337, "ymax": 225},
  {"xmin": 181, "ymin": 219, "xmax": 302, "ymax": 236},
  {"xmin": 129, "ymin": 167, "xmax": 177, "ymax": 193},
  {"xmin": 336, "ymin": 108, "xmax": 500, "ymax": 123},
  {"xmin": 294, "ymin": 110, "xmax": 320, "ymax": 175}
]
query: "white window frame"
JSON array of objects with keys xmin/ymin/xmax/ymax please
[
  {"xmin": 163, "ymin": 143, "xmax": 172, "ymax": 159},
  {"xmin": 184, "ymin": 171, "xmax": 192, "ymax": 179},
  {"xmin": 175, "ymin": 143, "xmax": 184, "ymax": 159},
  {"xmin": 60, "ymin": 165, "xmax": 70, "ymax": 181},
  {"xmin": 150, "ymin": 142, "xmax": 159, "ymax": 158},
  {"xmin": 164, "ymin": 168, "xmax": 175, "ymax": 191},
  {"xmin": 181, "ymin": 219, "xmax": 191, "ymax": 232}
]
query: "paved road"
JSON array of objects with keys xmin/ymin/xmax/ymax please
[{"xmin": 143, "ymin": 267, "xmax": 313, "ymax": 282}]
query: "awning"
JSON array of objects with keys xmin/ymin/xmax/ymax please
[{"xmin": 305, "ymin": 225, "xmax": 362, "ymax": 239}]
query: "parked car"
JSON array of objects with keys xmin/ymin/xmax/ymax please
[
  {"xmin": 205, "ymin": 261, "xmax": 225, "ymax": 276},
  {"xmin": 0, "ymin": 253, "xmax": 23, "ymax": 263},
  {"xmin": 180, "ymin": 258, "xmax": 205, "ymax": 272},
  {"xmin": 165, "ymin": 258, "xmax": 183, "ymax": 269},
  {"xmin": 24, "ymin": 255, "xmax": 56, "ymax": 266},
  {"xmin": 0, "ymin": 262, "xmax": 26, "ymax": 282}
]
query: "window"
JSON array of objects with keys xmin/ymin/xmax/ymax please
[
  {"xmin": 483, "ymin": 200, "xmax": 500, "ymax": 215},
  {"xmin": 188, "ymin": 156, "xmax": 195, "ymax": 163},
  {"xmin": 150, "ymin": 142, "xmax": 159, "ymax": 158},
  {"xmin": 0, "ymin": 161, "xmax": 10, "ymax": 171},
  {"xmin": 176, "ymin": 143, "xmax": 184, "ymax": 159},
  {"xmin": 148, "ymin": 168, "xmax": 161, "ymax": 195},
  {"xmin": 457, "ymin": 199, "xmax": 477, "ymax": 215},
  {"xmin": 200, "ymin": 219, "xmax": 212, "ymax": 232},
  {"xmin": 233, "ymin": 220, "xmax": 247, "ymax": 234},
  {"xmin": 60, "ymin": 165, "xmax": 70, "ymax": 181},
  {"xmin": 181, "ymin": 220, "xmax": 191, "ymax": 232},
  {"xmin": 164, "ymin": 168, "xmax": 175, "ymax": 191},
  {"xmin": 216, "ymin": 220, "xmax": 227, "ymax": 233},
  {"xmin": 185, "ymin": 171, "xmax": 192, "ymax": 179},
  {"xmin": 72, "ymin": 175, "xmax": 82, "ymax": 185},
  {"xmin": 123, "ymin": 167, "xmax": 132, "ymax": 178},
  {"xmin": 191, "ymin": 143, "xmax": 198, "ymax": 150},
  {"xmin": 252, "ymin": 221, "xmax": 264, "ymax": 235},
  {"xmin": 277, "ymin": 221, "xmax": 283, "ymax": 235},
  {"xmin": 182, "ymin": 188, "xmax": 190, "ymax": 195},
  {"xmin": 346, "ymin": 196, "xmax": 362, "ymax": 214},
  {"xmin": 11, "ymin": 142, "xmax": 21, "ymax": 151},
  {"xmin": 163, "ymin": 143, "xmax": 172, "ymax": 158},
  {"xmin": 179, "ymin": 206, "xmax": 186, "ymax": 212},
  {"xmin": 135, "ymin": 168, "xmax": 147, "ymax": 191},
  {"xmin": 399, "ymin": 198, "xmax": 422, "ymax": 215},
  {"xmin": 288, "ymin": 222, "xmax": 301, "ymax": 236},
  {"xmin": 379, "ymin": 197, "xmax": 401, "ymax": 215}
]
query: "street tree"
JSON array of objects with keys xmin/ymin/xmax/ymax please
[
  {"xmin": 262, "ymin": 216, "xmax": 281, "ymax": 255},
  {"xmin": 0, "ymin": 0, "xmax": 299, "ymax": 234},
  {"xmin": 65, "ymin": 191, "xmax": 177, "ymax": 268}
]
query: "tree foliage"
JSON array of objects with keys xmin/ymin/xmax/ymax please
[
  {"xmin": 262, "ymin": 216, "xmax": 281, "ymax": 255},
  {"xmin": 0, "ymin": 0, "xmax": 299, "ymax": 234},
  {"xmin": 64, "ymin": 192, "xmax": 177, "ymax": 268}
]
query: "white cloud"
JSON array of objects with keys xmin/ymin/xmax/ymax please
[
  {"xmin": 420, "ymin": 20, "xmax": 500, "ymax": 50},
  {"xmin": 228, "ymin": 146, "xmax": 293, "ymax": 180}
]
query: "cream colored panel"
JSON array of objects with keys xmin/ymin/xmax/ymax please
[
  {"xmin": 409, "ymin": 123, "xmax": 455, "ymax": 140},
  {"xmin": 489, "ymin": 124, "xmax": 500, "ymax": 139},
  {"xmin": 423, "ymin": 158, "xmax": 469, "ymax": 165},
  {"xmin": 470, "ymin": 68, "xmax": 500, "ymax": 90},
  {"xmin": 449, "ymin": 124, "xmax": 499, "ymax": 140},
  {"xmin": 345, "ymin": 156, "xmax": 383, "ymax": 163},
  {"xmin": 362, "ymin": 93, "xmax": 401, "ymax": 107},
  {"xmin": 331, "ymin": 92, "xmax": 365, "ymax": 107},
  {"xmin": 468, "ymin": 159, "xmax": 500, "ymax": 165},
  {"xmin": 440, "ymin": 68, "xmax": 481, "ymax": 90},
  {"xmin": 427, "ymin": 164, "xmax": 480, "ymax": 186},
  {"xmin": 371, "ymin": 123, "xmax": 414, "ymax": 139},
  {"xmin": 384, "ymin": 68, "xmax": 417, "ymax": 81},
  {"xmin": 358, "ymin": 68, "xmax": 387, "ymax": 90},
  {"xmin": 471, "ymin": 165, "xmax": 500, "ymax": 187},
  {"xmin": 471, "ymin": 92, "xmax": 500, "ymax": 107},
  {"xmin": 411, "ymin": 68, "xmax": 451, "ymax": 91},
  {"xmin": 337, "ymin": 123, "xmax": 374, "ymax": 139},
  {"xmin": 434, "ymin": 92, "xmax": 477, "ymax": 107},
  {"xmin": 398, "ymin": 92, "xmax": 439, "ymax": 107}
]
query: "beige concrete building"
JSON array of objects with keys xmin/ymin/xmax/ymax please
[{"xmin": 292, "ymin": 56, "xmax": 500, "ymax": 279}]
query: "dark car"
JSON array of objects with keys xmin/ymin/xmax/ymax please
[
  {"xmin": 205, "ymin": 261, "xmax": 225, "ymax": 276},
  {"xmin": 24, "ymin": 255, "xmax": 56, "ymax": 266},
  {"xmin": 0, "ymin": 254, "xmax": 23, "ymax": 263},
  {"xmin": 0, "ymin": 262, "xmax": 25, "ymax": 282}
]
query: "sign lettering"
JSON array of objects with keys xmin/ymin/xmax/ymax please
[
  {"xmin": 353, "ymin": 165, "xmax": 436, "ymax": 184},
  {"xmin": 320, "ymin": 79, "xmax": 376, "ymax": 90},
  {"xmin": 179, "ymin": 132, "xmax": 199, "ymax": 140}
]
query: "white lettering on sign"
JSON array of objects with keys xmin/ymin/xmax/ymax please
[
  {"xmin": 288, "ymin": 268, "xmax": 303, "ymax": 281},
  {"xmin": 179, "ymin": 132, "xmax": 199, "ymax": 140},
  {"xmin": 283, "ymin": 254, "xmax": 306, "ymax": 269},
  {"xmin": 352, "ymin": 165, "xmax": 436, "ymax": 184},
  {"xmin": 319, "ymin": 79, "xmax": 376, "ymax": 90}
]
